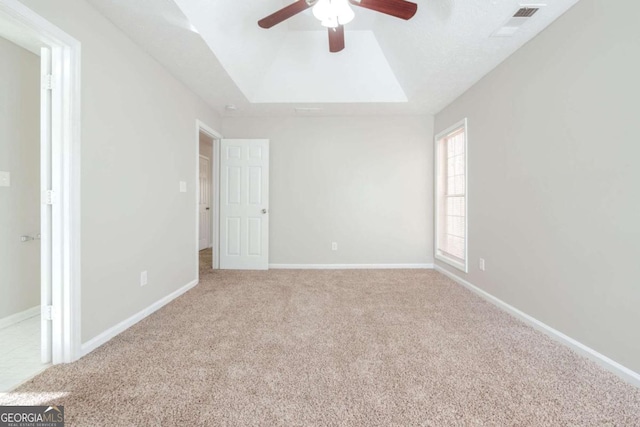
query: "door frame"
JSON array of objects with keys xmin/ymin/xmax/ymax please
[
  {"xmin": 195, "ymin": 120, "xmax": 222, "ymax": 276},
  {"xmin": 0, "ymin": 0, "xmax": 82, "ymax": 363}
]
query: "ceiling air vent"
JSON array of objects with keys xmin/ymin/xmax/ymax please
[
  {"xmin": 294, "ymin": 107, "xmax": 323, "ymax": 115},
  {"xmin": 491, "ymin": 4, "xmax": 545, "ymax": 37},
  {"xmin": 513, "ymin": 7, "xmax": 539, "ymax": 18}
]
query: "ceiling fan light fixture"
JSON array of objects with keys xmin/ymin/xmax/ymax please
[
  {"xmin": 335, "ymin": 0, "xmax": 355, "ymax": 24},
  {"xmin": 313, "ymin": 0, "xmax": 355, "ymax": 27},
  {"xmin": 321, "ymin": 17, "xmax": 339, "ymax": 28},
  {"xmin": 258, "ymin": 0, "xmax": 418, "ymax": 53}
]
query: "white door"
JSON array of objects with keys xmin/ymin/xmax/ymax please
[
  {"xmin": 40, "ymin": 47, "xmax": 52, "ymax": 364},
  {"xmin": 199, "ymin": 155, "xmax": 210, "ymax": 250},
  {"xmin": 220, "ymin": 139, "xmax": 269, "ymax": 270}
]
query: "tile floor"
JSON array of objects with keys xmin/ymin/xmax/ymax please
[{"xmin": 0, "ymin": 315, "xmax": 49, "ymax": 392}]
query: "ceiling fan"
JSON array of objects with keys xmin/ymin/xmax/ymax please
[{"xmin": 258, "ymin": 0, "xmax": 418, "ymax": 53}]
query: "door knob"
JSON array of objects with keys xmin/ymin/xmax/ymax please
[
  {"xmin": 261, "ymin": 209, "xmax": 267, "ymax": 214},
  {"xmin": 206, "ymin": 207, "xmax": 210, "ymax": 210}
]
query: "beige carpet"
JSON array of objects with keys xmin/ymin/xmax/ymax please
[
  {"xmin": 1, "ymin": 262, "xmax": 639, "ymax": 425},
  {"xmin": 199, "ymin": 248, "xmax": 213, "ymax": 273}
]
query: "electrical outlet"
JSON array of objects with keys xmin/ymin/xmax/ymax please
[
  {"xmin": 140, "ymin": 270, "xmax": 148, "ymax": 286},
  {"xmin": 479, "ymin": 258, "xmax": 486, "ymax": 271},
  {"xmin": 179, "ymin": 181, "xmax": 187, "ymax": 192},
  {"xmin": 0, "ymin": 171, "xmax": 10, "ymax": 187},
  {"xmin": 331, "ymin": 242, "xmax": 338, "ymax": 251}
]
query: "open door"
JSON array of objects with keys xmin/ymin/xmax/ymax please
[
  {"xmin": 40, "ymin": 47, "xmax": 52, "ymax": 364},
  {"xmin": 219, "ymin": 139, "xmax": 269, "ymax": 270}
]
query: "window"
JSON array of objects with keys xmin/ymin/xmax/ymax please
[{"xmin": 435, "ymin": 119, "xmax": 468, "ymax": 272}]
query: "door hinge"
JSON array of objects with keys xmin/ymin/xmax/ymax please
[
  {"xmin": 44, "ymin": 305, "xmax": 54, "ymax": 321},
  {"xmin": 42, "ymin": 74, "xmax": 54, "ymax": 90},
  {"xmin": 43, "ymin": 190, "xmax": 56, "ymax": 205}
]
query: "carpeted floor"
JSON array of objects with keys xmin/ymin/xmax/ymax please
[
  {"xmin": 1, "ymin": 256, "xmax": 639, "ymax": 425},
  {"xmin": 199, "ymin": 248, "xmax": 213, "ymax": 273}
]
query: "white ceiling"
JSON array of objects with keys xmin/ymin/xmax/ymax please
[
  {"xmin": 86, "ymin": 0, "xmax": 580, "ymax": 117},
  {"xmin": 172, "ymin": 0, "xmax": 407, "ymax": 103}
]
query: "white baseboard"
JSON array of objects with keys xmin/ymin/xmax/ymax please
[
  {"xmin": 269, "ymin": 263, "xmax": 435, "ymax": 270},
  {"xmin": 80, "ymin": 279, "xmax": 199, "ymax": 357},
  {"xmin": 0, "ymin": 306, "xmax": 40, "ymax": 330},
  {"xmin": 434, "ymin": 265, "xmax": 640, "ymax": 388}
]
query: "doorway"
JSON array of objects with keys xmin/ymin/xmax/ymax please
[
  {"xmin": 0, "ymin": 0, "xmax": 81, "ymax": 371},
  {"xmin": 196, "ymin": 121, "xmax": 221, "ymax": 276},
  {"xmin": 198, "ymin": 154, "xmax": 211, "ymax": 251},
  {"xmin": 0, "ymin": 35, "xmax": 46, "ymax": 391}
]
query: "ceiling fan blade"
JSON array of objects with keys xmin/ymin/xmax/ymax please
[
  {"xmin": 349, "ymin": 0, "xmax": 417, "ymax": 20},
  {"xmin": 328, "ymin": 25, "xmax": 345, "ymax": 53},
  {"xmin": 258, "ymin": 0, "xmax": 312, "ymax": 29}
]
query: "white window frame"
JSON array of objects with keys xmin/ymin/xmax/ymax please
[{"xmin": 434, "ymin": 118, "xmax": 468, "ymax": 273}]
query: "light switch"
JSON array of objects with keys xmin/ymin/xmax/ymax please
[
  {"xmin": 0, "ymin": 171, "xmax": 10, "ymax": 187},
  {"xmin": 179, "ymin": 181, "xmax": 187, "ymax": 192}
]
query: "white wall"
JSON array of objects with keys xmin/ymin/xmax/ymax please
[
  {"xmin": 0, "ymin": 37, "xmax": 40, "ymax": 320},
  {"xmin": 222, "ymin": 116, "xmax": 433, "ymax": 265},
  {"xmin": 435, "ymin": 0, "xmax": 640, "ymax": 372},
  {"xmin": 18, "ymin": 0, "xmax": 221, "ymax": 343}
]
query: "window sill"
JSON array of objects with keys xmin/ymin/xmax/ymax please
[{"xmin": 435, "ymin": 253, "xmax": 468, "ymax": 273}]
